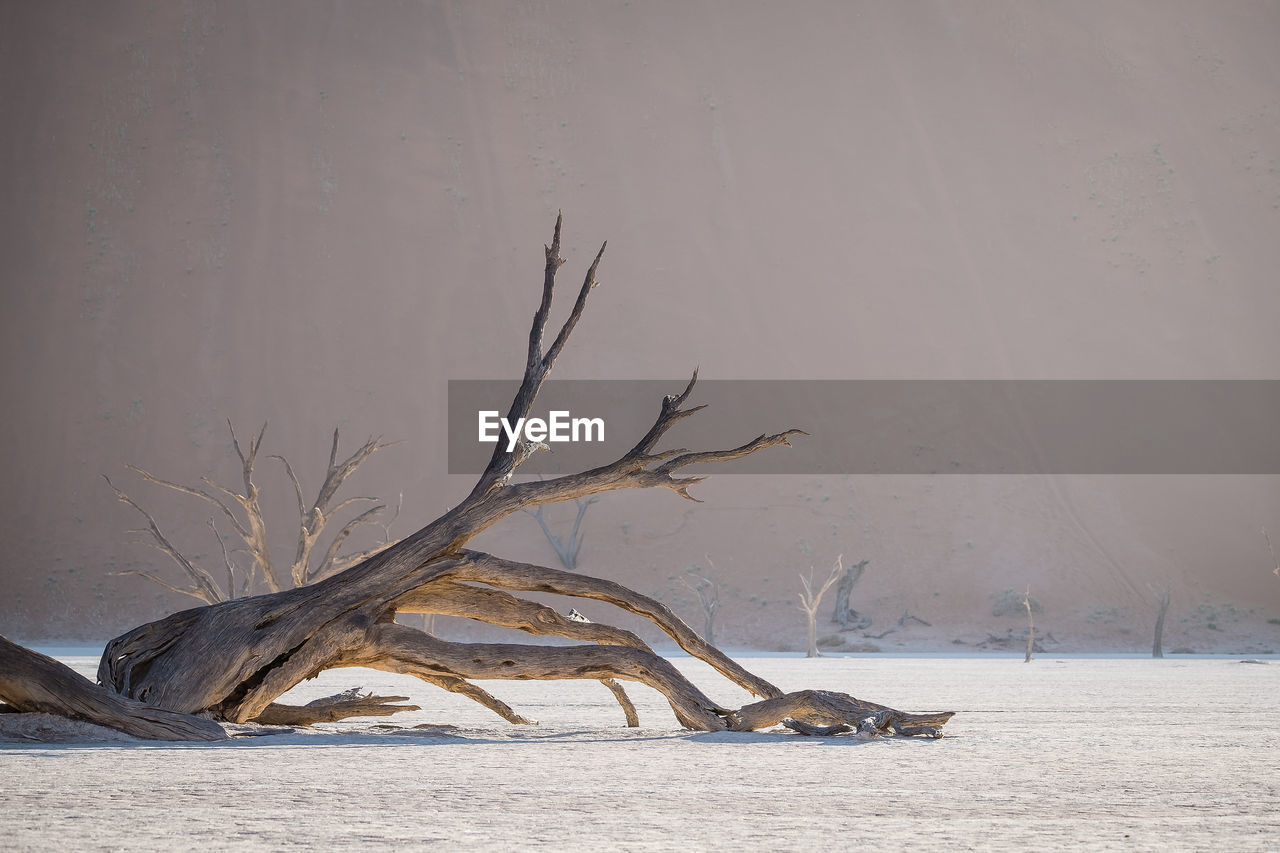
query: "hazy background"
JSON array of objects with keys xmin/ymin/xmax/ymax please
[{"xmin": 2, "ymin": 1, "xmax": 1278, "ymax": 651}]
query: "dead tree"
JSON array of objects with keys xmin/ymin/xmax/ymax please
[
  {"xmin": 524, "ymin": 496, "xmax": 596, "ymax": 570},
  {"xmin": 680, "ymin": 557, "xmax": 721, "ymax": 647},
  {"xmin": 1265, "ymin": 527, "xmax": 1279, "ymax": 578},
  {"xmin": 105, "ymin": 424, "xmax": 398, "ymax": 603},
  {"xmin": 1023, "ymin": 587, "xmax": 1035, "ymax": 663},
  {"xmin": 798, "ymin": 556, "xmax": 844, "ymax": 657},
  {"xmin": 1151, "ymin": 586, "xmax": 1171, "ymax": 658},
  {"xmin": 8, "ymin": 216, "xmax": 953, "ymax": 739},
  {"xmin": 830, "ymin": 558, "xmax": 870, "ymax": 630}
]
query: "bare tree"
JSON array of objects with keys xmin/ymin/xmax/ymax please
[
  {"xmin": 524, "ymin": 496, "xmax": 596, "ymax": 570},
  {"xmin": 798, "ymin": 556, "xmax": 844, "ymax": 658},
  {"xmin": 830, "ymin": 558, "xmax": 870, "ymax": 630},
  {"xmin": 2, "ymin": 216, "xmax": 953, "ymax": 740},
  {"xmin": 680, "ymin": 557, "xmax": 721, "ymax": 647},
  {"xmin": 1151, "ymin": 586, "xmax": 1171, "ymax": 658},
  {"xmin": 1023, "ymin": 587, "xmax": 1035, "ymax": 663},
  {"xmin": 1265, "ymin": 527, "xmax": 1279, "ymax": 578},
  {"xmin": 105, "ymin": 423, "xmax": 398, "ymax": 603}
]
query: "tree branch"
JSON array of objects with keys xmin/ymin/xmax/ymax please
[
  {"xmin": 254, "ymin": 688, "xmax": 419, "ymax": 726},
  {"xmin": 441, "ymin": 551, "xmax": 781, "ymax": 699},
  {"xmin": 470, "ymin": 213, "xmax": 606, "ymax": 499},
  {"xmin": 124, "ymin": 464, "xmax": 247, "ymax": 540},
  {"xmin": 309, "ymin": 505, "xmax": 387, "ymax": 583},
  {"xmin": 276, "ymin": 430, "xmax": 397, "ymax": 587},
  {"xmin": 104, "ymin": 475, "xmax": 224, "ymax": 604},
  {"xmin": 361, "ymin": 623, "xmax": 729, "ymax": 731}
]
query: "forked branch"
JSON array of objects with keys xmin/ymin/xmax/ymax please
[
  {"xmin": 274, "ymin": 429, "xmax": 398, "ymax": 586},
  {"xmin": 798, "ymin": 556, "xmax": 844, "ymax": 657},
  {"xmin": 104, "ymin": 475, "xmax": 224, "ymax": 604},
  {"xmin": 109, "ymin": 422, "xmax": 400, "ymax": 602}
]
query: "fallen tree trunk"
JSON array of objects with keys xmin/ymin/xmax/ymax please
[
  {"xmin": 0, "ymin": 634, "xmax": 226, "ymax": 741},
  {"xmin": 11, "ymin": 216, "xmax": 953, "ymax": 740}
]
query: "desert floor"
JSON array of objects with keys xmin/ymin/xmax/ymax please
[{"xmin": 2, "ymin": 650, "xmax": 1277, "ymax": 851}]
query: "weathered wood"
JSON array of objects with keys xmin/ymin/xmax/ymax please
[
  {"xmin": 732, "ymin": 689, "xmax": 954, "ymax": 738},
  {"xmin": 396, "ymin": 583, "xmax": 643, "ymax": 725},
  {"xmin": 254, "ymin": 688, "xmax": 419, "ymax": 726},
  {"xmin": 352, "ymin": 623, "xmax": 731, "ymax": 731},
  {"xmin": 67, "ymin": 215, "xmax": 953, "ymax": 740},
  {"xmin": 601, "ymin": 678, "xmax": 640, "ymax": 727},
  {"xmin": 0, "ymin": 634, "xmax": 226, "ymax": 741},
  {"xmin": 441, "ymin": 551, "xmax": 782, "ymax": 700}
]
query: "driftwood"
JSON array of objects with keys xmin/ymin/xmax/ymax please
[
  {"xmin": 10, "ymin": 216, "xmax": 953, "ymax": 739},
  {"xmin": 731, "ymin": 690, "xmax": 954, "ymax": 738},
  {"xmin": 0, "ymin": 634, "xmax": 226, "ymax": 741},
  {"xmin": 254, "ymin": 688, "xmax": 420, "ymax": 726}
]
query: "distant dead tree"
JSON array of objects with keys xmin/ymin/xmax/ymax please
[
  {"xmin": 799, "ymin": 556, "xmax": 844, "ymax": 657},
  {"xmin": 1023, "ymin": 587, "xmax": 1035, "ymax": 663},
  {"xmin": 681, "ymin": 557, "xmax": 721, "ymax": 647},
  {"xmin": 524, "ymin": 496, "xmax": 596, "ymax": 570},
  {"xmin": 1151, "ymin": 585, "xmax": 1171, "ymax": 658},
  {"xmin": 105, "ymin": 422, "xmax": 399, "ymax": 603},
  {"xmin": 830, "ymin": 558, "xmax": 870, "ymax": 630},
  {"xmin": 1265, "ymin": 528, "xmax": 1279, "ymax": 578}
]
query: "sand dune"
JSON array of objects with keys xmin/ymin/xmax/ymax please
[{"xmin": 1, "ymin": 2, "xmax": 1277, "ymax": 649}]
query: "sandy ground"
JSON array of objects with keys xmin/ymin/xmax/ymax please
[{"xmin": 2, "ymin": 651, "xmax": 1277, "ymax": 850}]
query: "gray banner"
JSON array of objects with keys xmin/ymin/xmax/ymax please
[{"xmin": 448, "ymin": 380, "xmax": 1280, "ymax": 475}]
